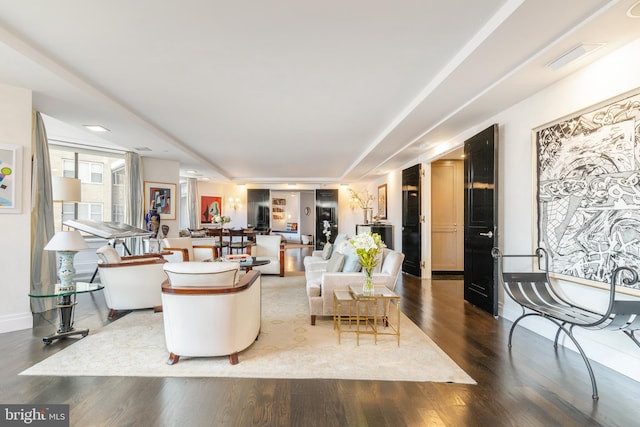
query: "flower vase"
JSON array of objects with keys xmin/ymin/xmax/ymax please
[
  {"xmin": 363, "ymin": 267, "xmax": 374, "ymax": 295},
  {"xmin": 363, "ymin": 208, "xmax": 373, "ymax": 224}
]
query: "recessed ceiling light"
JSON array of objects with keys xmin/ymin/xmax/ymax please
[
  {"xmin": 627, "ymin": 1, "xmax": 640, "ymax": 17},
  {"xmin": 84, "ymin": 124, "xmax": 110, "ymax": 132}
]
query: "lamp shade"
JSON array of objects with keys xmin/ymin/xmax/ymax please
[
  {"xmin": 44, "ymin": 230, "xmax": 89, "ymax": 251},
  {"xmin": 52, "ymin": 176, "xmax": 81, "ymax": 202}
]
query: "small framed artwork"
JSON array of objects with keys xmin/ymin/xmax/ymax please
[
  {"xmin": 201, "ymin": 195, "xmax": 223, "ymax": 223},
  {"xmin": 377, "ymin": 184, "xmax": 387, "ymax": 219},
  {"xmin": 144, "ymin": 181, "xmax": 176, "ymax": 220},
  {"xmin": 0, "ymin": 143, "xmax": 22, "ymax": 214}
]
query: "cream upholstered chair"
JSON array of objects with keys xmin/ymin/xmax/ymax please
[
  {"xmin": 305, "ymin": 248, "xmax": 405, "ymax": 325},
  {"xmin": 161, "ymin": 262, "xmax": 261, "ymax": 365},
  {"xmin": 247, "ymin": 234, "xmax": 285, "ymax": 276},
  {"xmin": 96, "ymin": 245, "xmax": 168, "ymax": 320},
  {"xmin": 161, "ymin": 236, "xmax": 217, "ymax": 262}
]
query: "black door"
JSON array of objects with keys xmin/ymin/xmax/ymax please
[
  {"xmin": 402, "ymin": 164, "xmax": 421, "ymax": 276},
  {"xmin": 315, "ymin": 189, "xmax": 338, "ymax": 250},
  {"xmin": 464, "ymin": 124, "xmax": 498, "ymax": 316}
]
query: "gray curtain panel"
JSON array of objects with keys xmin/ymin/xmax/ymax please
[
  {"xmin": 124, "ymin": 152, "xmax": 144, "ymax": 254},
  {"xmin": 30, "ymin": 111, "xmax": 57, "ymax": 313},
  {"xmin": 186, "ymin": 177, "xmax": 198, "ymax": 229}
]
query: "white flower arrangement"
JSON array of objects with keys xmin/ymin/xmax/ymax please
[
  {"xmin": 322, "ymin": 220, "xmax": 332, "ymax": 242},
  {"xmin": 348, "ymin": 188, "xmax": 375, "ymax": 209},
  {"xmin": 349, "ymin": 232, "xmax": 383, "ymax": 270},
  {"xmin": 213, "ymin": 215, "xmax": 231, "ymax": 226}
]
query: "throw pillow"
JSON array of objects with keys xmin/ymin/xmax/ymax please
[
  {"xmin": 96, "ymin": 245, "xmax": 122, "ymax": 264},
  {"xmin": 322, "ymin": 242, "xmax": 333, "ymax": 260},
  {"xmin": 340, "ymin": 243, "xmax": 362, "ymax": 272},
  {"xmin": 325, "ymin": 252, "xmax": 345, "ymax": 272}
]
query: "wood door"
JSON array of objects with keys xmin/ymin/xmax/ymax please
[
  {"xmin": 464, "ymin": 124, "xmax": 498, "ymax": 316},
  {"xmin": 402, "ymin": 164, "xmax": 421, "ymax": 276},
  {"xmin": 431, "ymin": 160, "xmax": 464, "ymax": 271}
]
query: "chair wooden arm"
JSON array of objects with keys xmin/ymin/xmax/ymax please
[
  {"xmin": 99, "ymin": 257, "xmax": 167, "ymax": 268},
  {"xmin": 162, "ymin": 270, "xmax": 260, "ymax": 294},
  {"xmin": 122, "ymin": 253, "xmax": 166, "ymax": 261}
]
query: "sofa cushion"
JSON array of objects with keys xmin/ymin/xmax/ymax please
[
  {"xmin": 96, "ymin": 245, "xmax": 122, "ymax": 264},
  {"xmin": 163, "ymin": 261, "xmax": 239, "ymax": 287},
  {"xmin": 325, "ymin": 252, "xmax": 345, "ymax": 272},
  {"xmin": 339, "ymin": 243, "xmax": 362, "ymax": 272},
  {"xmin": 322, "ymin": 242, "xmax": 333, "ymax": 260}
]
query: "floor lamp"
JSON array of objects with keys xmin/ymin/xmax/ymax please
[{"xmin": 52, "ymin": 176, "xmax": 81, "ymax": 230}]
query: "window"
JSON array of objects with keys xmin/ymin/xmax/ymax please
[
  {"xmin": 50, "ymin": 144, "xmax": 125, "ymax": 231},
  {"xmin": 65, "ymin": 202, "xmax": 104, "ymax": 222}
]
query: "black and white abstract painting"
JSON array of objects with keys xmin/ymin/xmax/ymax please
[{"xmin": 536, "ymin": 90, "xmax": 640, "ymax": 289}]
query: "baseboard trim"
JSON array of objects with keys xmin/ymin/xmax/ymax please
[{"xmin": 0, "ymin": 312, "xmax": 32, "ymax": 333}]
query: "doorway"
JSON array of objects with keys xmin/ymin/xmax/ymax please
[{"xmin": 431, "ymin": 159, "xmax": 464, "ymax": 274}]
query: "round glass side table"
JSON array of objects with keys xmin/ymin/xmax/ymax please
[{"xmin": 29, "ymin": 282, "xmax": 104, "ymax": 344}]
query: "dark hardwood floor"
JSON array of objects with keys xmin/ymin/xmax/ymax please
[{"xmin": 2, "ymin": 248, "xmax": 639, "ymax": 426}]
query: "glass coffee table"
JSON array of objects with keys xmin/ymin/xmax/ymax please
[{"xmin": 29, "ymin": 282, "xmax": 104, "ymax": 344}]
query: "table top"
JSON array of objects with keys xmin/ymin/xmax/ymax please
[
  {"xmin": 29, "ymin": 282, "xmax": 104, "ymax": 298},
  {"xmin": 348, "ymin": 285, "xmax": 399, "ymax": 299},
  {"xmin": 238, "ymin": 258, "xmax": 270, "ymax": 268}
]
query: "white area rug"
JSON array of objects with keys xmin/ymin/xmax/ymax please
[{"xmin": 21, "ymin": 275, "xmax": 475, "ymax": 384}]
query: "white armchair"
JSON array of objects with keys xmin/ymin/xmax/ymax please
[
  {"xmin": 247, "ymin": 234, "xmax": 285, "ymax": 276},
  {"xmin": 96, "ymin": 245, "xmax": 168, "ymax": 320},
  {"xmin": 161, "ymin": 236, "xmax": 217, "ymax": 262},
  {"xmin": 306, "ymin": 248, "xmax": 405, "ymax": 325},
  {"xmin": 161, "ymin": 262, "xmax": 261, "ymax": 365}
]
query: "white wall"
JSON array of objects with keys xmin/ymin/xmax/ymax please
[
  {"xmin": 422, "ymin": 39, "xmax": 640, "ymax": 381},
  {"xmin": 0, "ymin": 84, "xmax": 32, "ymax": 332}
]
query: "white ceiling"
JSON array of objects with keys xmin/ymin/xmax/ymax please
[{"xmin": 0, "ymin": 0, "xmax": 638, "ymax": 184}]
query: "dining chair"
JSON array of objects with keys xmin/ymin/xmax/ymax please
[
  {"xmin": 206, "ymin": 226, "xmax": 229, "ymax": 257},
  {"xmin": 228, "ymin": 228, "xmax": 251, "ymax": 254}
]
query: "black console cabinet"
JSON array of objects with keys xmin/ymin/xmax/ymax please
[{"xmin": 355, "ymin": 224, "xmax": 393, "ymax": 250}]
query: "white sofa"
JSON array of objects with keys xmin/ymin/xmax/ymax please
[
  {"xmin": 161, "ymin": 262, "xmax": 261, "ymax": 365},
  {"xmin": 302, "ymin": 233, "xmax": 348, "ymax": 270},
  {"xmin": 305, "ymin": 247, "xmax": 405, "ymax": 325},
  {"xmin": 247, "ymin": 234, "xmax": 285, "ymax": 276},
  {"xmin": 96, "ymin": 245, "xmax": 168, "ymax": 320}
]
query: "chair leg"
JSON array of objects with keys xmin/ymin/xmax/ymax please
[
  {"xmin": 167, "ymin": 353, "xmax": 180, "ymax": 365},
  {"xmin": 153, "ymin": 305, "xmax": 163, "ymax": 313},
  {"xmin": 108, "ymin": 309, "xmax": 119, "ymax": 320},
  {"xmin": 311, "ymin": 315, "xmax": 316, "ymax": 326},
  {"xmin": 229, "ymin": 352, "xmax": 239, "ymax": 365}
]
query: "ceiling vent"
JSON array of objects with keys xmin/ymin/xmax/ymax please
[
  {"xmin": 547, "ymin": 43, "xmax": 604, "ymax": 70},
  {"xmin": 133, "ymin": 146, "xmax": 152, "ymax": 152}
]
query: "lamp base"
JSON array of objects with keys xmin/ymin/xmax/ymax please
[{"xmin": 57, "ymin": 250, "xmax": 78, "ymax": 292}]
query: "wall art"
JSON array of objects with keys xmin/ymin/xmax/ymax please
[
  {"xmin": 201, "ymin": 195, "xmax": 222, "ymax": 223},
  {"xmin": 144, "ymin": 181, "xmax": 176, "ymax": 220},
  {"xmin": 0, "ymin": 143, "xmax": 22, "ymax": 213},
  {"xmin": 377, "ymin": 184, "xmax": 387, "ymax": 220},
  {"xmin": 536, "ymin": 89, "xmax": 640, "ymax": 289}
]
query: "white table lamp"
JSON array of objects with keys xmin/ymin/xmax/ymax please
[
  {"xmin": 52, "ymin": 176, "xmax": 81, "ymax": 230},
  {"xmin": 44, "ymin": 230, "xmax": 88, "ymax": 291}
]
